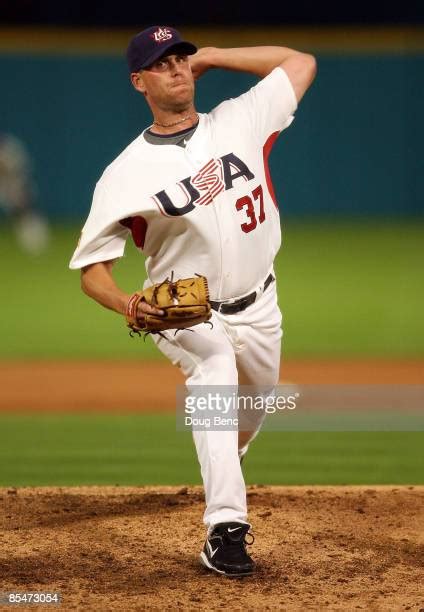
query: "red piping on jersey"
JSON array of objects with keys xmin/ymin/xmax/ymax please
[
  {"xmin": 120, "ymin": 215, "xmax": 148, "ymax": 249},
  {"xmin": 263, "ymin": 131, "xmax": 280, "ymax": 210}
]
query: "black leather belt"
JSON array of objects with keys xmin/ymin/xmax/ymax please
[{"xmin": 210, "ymin": 273, "xmax": 274, "ymax": 315}]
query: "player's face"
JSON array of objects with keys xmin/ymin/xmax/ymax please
[{"xmin": 133, "ymin": 53, "xmax": 195, "ymax": 113}]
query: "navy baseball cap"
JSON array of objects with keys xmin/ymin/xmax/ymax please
[{"xmin": 127, "ymin": 26, "xmax": 197, "ymax": 72}]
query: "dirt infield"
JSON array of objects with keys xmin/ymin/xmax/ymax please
[
  {"xmin": 1, "ymin": 359, "xmax": 423, "ymax": 411},
  {"xmin": 1, "ymin": 485, "xmax": 423, "ymax": 611}
]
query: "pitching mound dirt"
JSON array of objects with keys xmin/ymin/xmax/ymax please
[{"xmin": 1, "ymin": 486, "xmax": 423, "ymax": 611}]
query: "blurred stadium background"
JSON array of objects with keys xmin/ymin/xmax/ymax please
[{"xmin": 0, "ymin": 3, "xmax": 423, "ymax": 486}]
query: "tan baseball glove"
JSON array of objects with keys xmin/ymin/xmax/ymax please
[{"xmin": 126, "ymin": 275, "xmax": 212, "ymax": 335}]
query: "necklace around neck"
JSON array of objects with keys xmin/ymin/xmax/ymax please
[{"xmin": 153, "ymin": 112, "xmax": 197, "ymax": 129}]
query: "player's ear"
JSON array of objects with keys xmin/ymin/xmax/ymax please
[{"xmin": 130, "ymin": 72, "xmax": 147, "ymax": 95}]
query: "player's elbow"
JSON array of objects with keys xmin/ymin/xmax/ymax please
[
  {"xmin": 295, "ymin": 52, "xmax": 317, "ymax": 88},
  {"xmin": 80, "ymin": 267, "xmax": 92, "ymax": 296},
  {"xmin": 282, "ymin": 52, "xmax": 317, "ymax": 103},
  {"xmin": 303, "ymin": 53, "xmax": 317, "ymax": 83}
]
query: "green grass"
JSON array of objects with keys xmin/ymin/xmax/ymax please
[
  {"xmin": 0, "ymin": 413, "xmax": 422, "ymax": 486},
  {"xmin": 279, "ymin": 219, "xmax": 424, "ymax": 356},
  {"xmin": 1, "ymin": 219, "xmax": 423, "ymax": 359},
  {"xmin": 0, "ymin": 223, "xmax": 157, "ymax": 359}
]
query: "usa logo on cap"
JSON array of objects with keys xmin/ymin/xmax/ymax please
[
  {"xmin": 151, "ymin": 27, "xmax": 173, "ymax": 43},
  {"xmin": 127, "ymin": 26, "xmax": 197, "ymax": 72}
]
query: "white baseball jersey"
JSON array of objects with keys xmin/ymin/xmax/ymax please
[{"xmin": 69, "ymin": 67, "xmax": 297, "ymax": 300}]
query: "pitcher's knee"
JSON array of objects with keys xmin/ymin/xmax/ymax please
[{"xmin": 202, "ymin": 353, "xmax": 238, "ymax": 385}]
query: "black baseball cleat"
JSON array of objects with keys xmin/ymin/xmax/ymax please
[{"xmin": 200, "ymin": 522, "xmax": 255, "ymax": 577}]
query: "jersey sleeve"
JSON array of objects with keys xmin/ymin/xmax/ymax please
[
  {"xmin": 223, "ymin": 66, "xmax": 298, "ymax": 145},
  {"xmin": 69, "ymin": 180, "xmax": 129, "ymax": 270}
]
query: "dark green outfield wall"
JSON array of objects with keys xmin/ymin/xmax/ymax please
[{"xmin": 1, "ymin": 52, "xmax": 423, "ymax": 219}]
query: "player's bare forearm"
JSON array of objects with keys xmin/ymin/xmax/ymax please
[
  {"xmin": 80, "ymin": 261, "xmax": 164, "ymax": 319},
  {"xmin": 191, "ymin": 46, "xmax": 317, "ymax": 101},
  {"xmin": 81, "ymin": 261, "xmax": 129, "ymax": 315},
  {"xmin": 191, "ymin": 46, "xmax": 305, "ymax": 78}
]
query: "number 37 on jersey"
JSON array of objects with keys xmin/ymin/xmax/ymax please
[{"xmin": 152, "ymin": 152, "xmax": 269, "ymax": 234}]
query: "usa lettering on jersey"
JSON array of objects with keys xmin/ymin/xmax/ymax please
[{"xmin": 153, "ymin": 152, "xmax": 255, "ymax": 217}]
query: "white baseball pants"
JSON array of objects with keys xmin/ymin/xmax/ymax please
[{"xmin": 153, "ymin": 281, "xmax": 282, "ymax": 528}]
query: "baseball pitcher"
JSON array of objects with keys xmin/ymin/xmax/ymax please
[{"xmin": 70, "ymin": 25, "xmax": 316, "ymax": 576}]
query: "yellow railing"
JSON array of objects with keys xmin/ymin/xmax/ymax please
[{"xmin": 0, "ymin": 25, "xmax": 423, "ymax": 54}]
